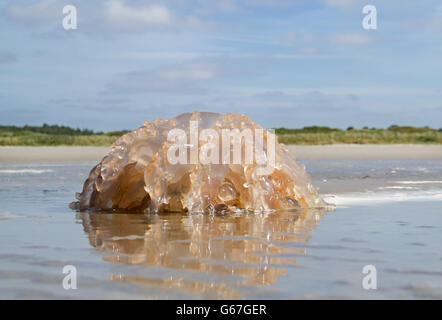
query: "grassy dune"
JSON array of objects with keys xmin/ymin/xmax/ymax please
[
  {"xmin": 0, "ymin": 125, "xmax": 128, "ymax": 146},
  {"xmin": 1, "ymin": 124, "xmax": 441, "ymax": 146},
  {"xmin": 276, "ymin": 127, "xmax": 442, "ymax": 145},
  {"xmin": 0, "ymin": 134, "xmax": 119, "ymax": 146}
]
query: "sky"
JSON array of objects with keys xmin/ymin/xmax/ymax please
[{"xmin": 0, "ymin": 0, "xmax": 441, "ymax": 131}]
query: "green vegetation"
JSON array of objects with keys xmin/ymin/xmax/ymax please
[
  {"xmin": 0, "ymin": 124, "xmax": 129, "ymax": 146},
  {"xmin": 0, "ymin": 124, "xmax": 441, "ymax": 146},
  {"xmin": 275, "ymin": 125, "xmax": 442, "ymax": 145}
]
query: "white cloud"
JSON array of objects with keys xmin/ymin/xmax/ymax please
[
  {"xmin": 158, "ymin": 69, "xmax": 214, "ymax": 80},
  {"xmin": 106, "ymin": 0, "xmax": 173, "ymax": 27},
  {"xmin": 194, "ymin": 0, "xmax": 292, "ymax": 14},
  {"xmin": 101, "ymin": 0, "xmax": 216, "ymax": 32},
  {"xmin": 105, "ymin": 61, "xmax": 218, "ymax": 94},
  {"xmin": 110, "ymin": 51, "xmax": 338, "ymax": 62},
  {"xmin": 233, "ymin": 87, "xmax": 437, "ymax": 97},
  {"xmin": 104, "ymin": 55, "xmax": 266, "ymax": 95},
  {"xmin": 323, "ymin": 0, "xmax": 353, "ymax": 7},
  {"xmin": 330, "ymin": 33, "xmax": 375, "ymax": 45},
  {"xmin": 323, "ymin": 0, "xmax": 368, "ymax": 9},
  {"xmin": 5, "ymin": 0, "xmax": 62, "ymax": 24},
  {"xmin": 4, "ymin": 0, "xmax": 212, "ymax": 32},
  {"xmin": 195, "ymin": 0, "xmax": 241, "ymax": 15}
]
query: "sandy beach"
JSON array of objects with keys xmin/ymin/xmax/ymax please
[
  {"xmin": 1, "ymin": 144, "xmax": 442, "ymax": 162},
  {"xmin": 1, "ymin": 153, "xmax": 442, "ymax": 299},
  {"xmin": 0, "ymin": 146, "xmax": 109, "ymax": 162},
  {"xmin": 287, "ymin": 144, "xmax": 442, "ymax": 159}
]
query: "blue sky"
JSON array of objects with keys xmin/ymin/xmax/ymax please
[{"xmin": 0, "ymin": 0, "xmax": 441, "ymax": 131}]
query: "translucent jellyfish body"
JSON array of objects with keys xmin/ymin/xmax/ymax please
[{"xmin": 72, "ymin": 111, "xmax": 325, "ymax": 212}]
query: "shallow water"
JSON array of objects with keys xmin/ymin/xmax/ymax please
[{"xmin": 0, "ymin": 159, "xmax": 441, "ymax": 299}]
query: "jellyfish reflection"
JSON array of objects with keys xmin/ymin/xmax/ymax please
[{"xmin": 78, "ymin": 208, "xmax": 326, "ymax": 298}]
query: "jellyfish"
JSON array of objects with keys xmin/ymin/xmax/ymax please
[{"xmin": 71, "ymin": 111, "xmax": 325, "ymax": 213}]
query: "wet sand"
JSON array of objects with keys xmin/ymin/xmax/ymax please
[
  {"xmin": 1, "ymin": 159, "xmax": 442, "ymax": 299},
  {"xmin": 1, "ymin": 144, "xmax": 441, "ymax": 162}
]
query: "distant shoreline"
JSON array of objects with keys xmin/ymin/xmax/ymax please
[{"xmin": 1, "ymin": 145, "xmax": 442, "ymax": 162}]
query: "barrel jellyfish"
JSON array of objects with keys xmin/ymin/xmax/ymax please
[{"xmin": 71, "ymin": 111, "xmax": 325, "ymax": 213}]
